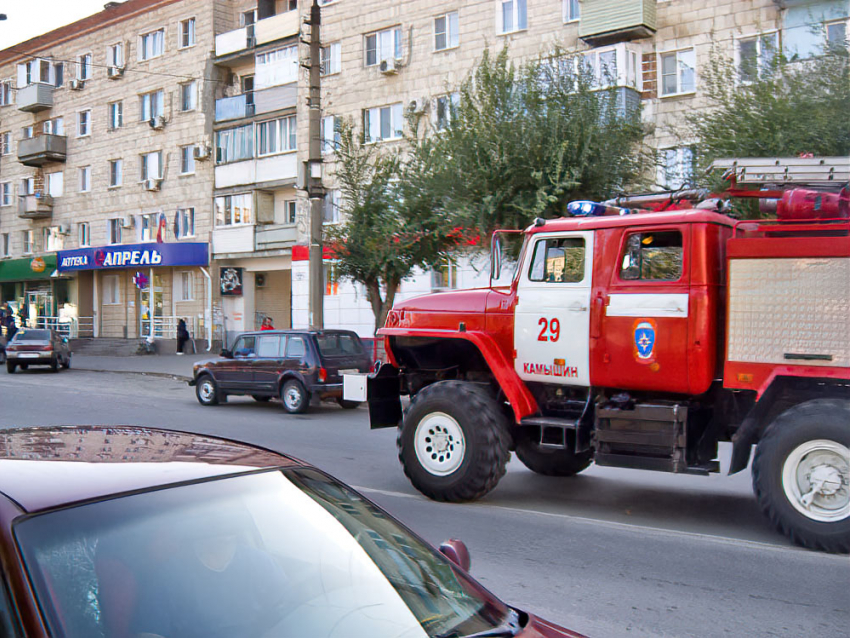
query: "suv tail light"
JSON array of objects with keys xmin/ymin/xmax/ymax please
[{"xmin": 318, "ymin": 367, "xmax": 328, "ymax": 383}]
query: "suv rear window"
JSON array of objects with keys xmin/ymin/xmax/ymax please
[
  {"xmin": 13, "ymin": 329, "xmax": 51, "ymax": 341},
  {"xmin": 316, "ymin": 334, "xmax": 364, "ymax": 357}
]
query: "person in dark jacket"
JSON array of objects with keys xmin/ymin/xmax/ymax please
[{"xmin": 176, "ymin": 319, "xmax": 190, "ymax": 355}]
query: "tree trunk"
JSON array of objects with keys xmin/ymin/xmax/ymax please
[{"xmin": 365, "ymin": 277, "xmax": 401, "ymax": 336}]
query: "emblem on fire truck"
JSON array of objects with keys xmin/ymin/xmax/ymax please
[{"xmin": 634, "ymin": 319, "xmax": 657, "ymax": 362}]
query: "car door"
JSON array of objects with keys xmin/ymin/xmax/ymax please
[
  {"xmin": 514, "ymin": 230, "xmax": 594, "ymax": 387},
  {"xmin": 217, "ymin": 335, "xmax": 256, "ymax": 390},
  {"xmin": 252, "ymin": 334, "xmax": 284, "ymax": 391},
  {"xmin": 283, "ymin": 334, "xmax": 310, "ymax": 379}
]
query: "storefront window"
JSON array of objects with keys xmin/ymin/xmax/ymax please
[{"xmin": 215, "ymin": 194, "xmax": 253, "ymax": 227}]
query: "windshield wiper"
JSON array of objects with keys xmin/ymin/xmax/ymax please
[{"xmin": 435, "ymin": 608, "xmax": 522, "ymax": 638}]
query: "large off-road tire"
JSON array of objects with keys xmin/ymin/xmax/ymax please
[
  {"xmin": 195, "ymin": 374, "xmax": 220, "ymax": 406},
  {"xmin": 752, "ymin": 399, "xmax": 850, "ymax": 553},
  {"xmin": 397, "ymin": 381, "xmax": 511, "ymax": 502},
  {"xmin": 515, "ymin": 427, "xmax": 592, "ymax": 476}
]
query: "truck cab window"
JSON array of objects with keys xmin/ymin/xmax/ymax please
[
  {"xmin": 528, "ymin": 237, "xmax": 585, "ymax": 283},
  {"xmin": 619, "ymin": 231, "xmax": 683, "ymax": 281}
]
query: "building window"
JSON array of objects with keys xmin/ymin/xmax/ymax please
[
  {"xmin": 660, "ymin": 49, "xmax": 696, "ymax": 96},
  {"xmin": 21, "ymin": 177, "xmax": 35, "ymax": 195},
  {"xmin": 435, "ymin": 93, "xmax": 459, "ymax": 131},
  {"xmin": 22, "ymin": 230, "xmax": 34, "ymax": 254},
  {"xmin": 140, "ymin": 151, "xmax": 163, "ymax": 181},
  {"xmin": 0, "ymin": 80, "xmax": 13, "ymax": 106},
  {"xmin": 79, "ymin": 166, "xmax": 91, "ymax": 193},
  {"xmin": 320, "ymin": 42, "xmax": 341, "ymax": 76},
  {"xmin": 0, "ymin": 132, "xmax": 10, "ymax": 155},
  {"xmin": 1, "ymin": 233, "xmax": 9, "ymax": 257},
  {"xmin": 178, "ymin": 271, "xmax": 194, "ymax": 301},
  {"xmin": 0, "ymin": 182, "xmax": 10, "ymax": 206},
  {"xmin": 179, "ymin": 18, "xmax": 196, "ymax": 49},
  {"xmin": 826, "ymin": 20, "xmax": 847, "ymax": 47},
  {"xmin": 177, "ymin": 207, "xmax": 195, "ymax": 238},
  {"xmin": 22, "ymin": 125, "xmax": 33, "ymax": 139},
  {"xmin": 140, "ymin": 29, "xmax": 165, "ymax": 60},
  {"xmin": 109, "ymin": 159, "xmax": 123, "ymax": 187},
  {"xmin": 77, "ymin": 53, "xmax": 92, "ymax": 80},
  {"xmin": 364, "ymin": 103, "xmax": 404, "ymax": 142},
  {"xmin": 77, "ymin": 110, "xmax": 91, "ymax": 137},
  {"xmin": 435, "ymin": 12, "xmax": 459, "ymax": 51},
  {"xmin": 108, "ymin": 219, "xmax": 122, "ymax": 245},
  {"xmin": 109, "ymin": 101, "xmax": 123, "ymax": 129},
  {"xmin": 180, "ymin": 145, "xmax": 196, "ymax": 174},
  {"xmin": 563, "ymin": 0, "xmax": 580, "ymax": 23},
  {"xmin": 241, "ymin": 75, "xmax": 254, "ymax": 105},
  {"xmin": 140, "ymin": 90, "xmax": 164, "ymax": 121},
  {"xmin": 619, "ymin": 231, "xmax": 683, "ymax": 282},
  {"xmin": 103, "ymin": 275, "xmax": 121, "ymax": 304},
  {"xmin": 79, "ymin": 222, "xmax": 90, "ymax": 247},
  {"xmin": 738, "ymin": 33, "xmax": 777, "ymax": 84},
  {"xmin": 43, "ymin": 226, "xmax": 64, "ymax": 252},
  {"xmin": 365, "ymin": 27, "xmax": 402, "ymax": 66},
  {"xmin": 216, "ymin": 124, "xmax": 254, "ymax": 164},
  {"xmin": 498, "ymin": 0, "xmax": 527, "ymax": 34},
  {"xmin": 139, "ymin": 213, "xmax": 158, "ymax": 242},
  {"xmin": 43, "ymin": 117, "xmax": 64, "ymax": 136},
  {"xmin": 432, "ymin": 259, "xmax": 459, "ymax": 290},
  {"xmin": 255, "ymin": 46, "xmax": 298, "ymax": 86},
  {"xmin": 325, "ymin": 262, "xmax": 340, "ymax": 295},
  {"xmin": 321, "ymin": 115, "xmax": 340, "ymax": 153},
  {"xmin": 215, "ymin": 193, "xmax": 253, "ymax": 227},
  {"xmin": 661, "ymin": 147, "xmax": 696, "ymax": 189},
  {"xmin": 180, "ymin": 81, "xmax": 197, "ymax": 111},
  {"xmin": 108, "ymin": 42, "xmax": 124, "ymax": 67},
  {"xmin": 284, "ymin": 200, "xmax": 297, "ymax": 224},
  {"xmin": 47, "ymin": 171, "xmax": 64, "ymax": 197},
  {"xmin": 323, "ymin": 189, "xmax": 341, "ymax": 224},
  {"xmin": 54, "ymin": 63, "xmax": 64, "ymax": 87},
  {"xmin": 256, "ymin": 116, "xmax": 297, "ymax": 156}
]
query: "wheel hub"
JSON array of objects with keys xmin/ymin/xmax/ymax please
[
  {"xmin": 414, "ymin": 412, "xmax": 466, "ymax": 477},
  {"xmin": 783, "ymin": 439, "xmax": 850, "ymax": 522}
]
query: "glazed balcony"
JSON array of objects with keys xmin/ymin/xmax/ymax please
[
  {"xmin": 215, "ymin": 94, "xmax": 255, "ymax": 122},
  {"xmin": 17, "ymin": 134, "xmax": 67, "ymax": 167},
  {"xmin": 215, "ymin": 10, "xmax": 299, "ymax": 60},
  {"xmin": 17, "ymin": 83, "xmax": 54, "ymax": 113},
  {"xmin": 255, "ymin": 224, "xmax": 298, "ymax": 251},
  {"xmin": 579, "ymin": 0, "xmax": 657, "ymax": 46},
  {"xmin": 18, "ymin": 194, "xmax": 54, "ymax": 219}
]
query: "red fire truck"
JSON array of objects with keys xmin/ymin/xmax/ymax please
[{"xmin": 348, "ymin": 157, "xmax": 850, "ymax": 553}]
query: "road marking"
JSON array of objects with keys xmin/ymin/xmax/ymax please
[{"xmin": 353, "ymin": 485, "xmax": 848, "ymax": 561}]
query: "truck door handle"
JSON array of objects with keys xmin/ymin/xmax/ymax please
[{"xmin": 568, "ymin": 303, "xmax": 588, "ymax": 312}]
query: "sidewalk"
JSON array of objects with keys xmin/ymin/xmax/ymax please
[{"xmin": 72, "ymin": 352, "xmax": 213, "ymax": 381}]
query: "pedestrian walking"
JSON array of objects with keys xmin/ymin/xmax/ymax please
[
  {"xmin": 176, "ymin": 318, "xmax": 190, "ymax": 355},
  {"xmin": 260, "ymin": 317, "xmax": 274, "ymax": 331}
]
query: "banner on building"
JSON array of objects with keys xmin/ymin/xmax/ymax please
[
  {"xmin": 220, "ymin": 267, "xmax": 243, "ymax": 296},
  {"xmin": 57, "ymin": 243, "xmax": 209, "ymax": 272}
]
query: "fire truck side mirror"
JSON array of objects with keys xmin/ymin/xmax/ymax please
[{"xmin": 490, "ymin": 234, "xmax": 503, "ymax": 281}]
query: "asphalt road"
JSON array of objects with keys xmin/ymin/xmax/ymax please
[{"xmin": 1, "ymin": 368, "xmax": 848, "ymax": 638}]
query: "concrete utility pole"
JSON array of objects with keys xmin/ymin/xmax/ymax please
[{"xmin": 306, "ymin": 0, "xmax": 324, "ymax": 329}]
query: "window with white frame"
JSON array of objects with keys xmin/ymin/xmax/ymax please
[
  {"xmin": 139, "ymin": 212, "xmax": 158, "ymax": 242},
  {"xmin": 22, "ymin": 125, "xmax": 33, "ymax": 139},
  {"xmin": 0, "ymin": 182, "xmax": 10, "ymax": 206},
  {"xmin": 498, "ymin": 0, "xmax": 527, "ymax": 34},
  {"xmin": 563, "ymin": 0, "xmax": 580, "ymax": 23},
  {"xmin": 47, "ymin": 171, "xmax": 64, "ymax": 197},
  {"xmin": 139, "ymin": 29, "xmax": 165, "ymax": 60},
  {"xmin": 432, "ymin": 259, "xmax": 458, "ymax": 290},
  {"xmin": 661, "ymin": 147, "xmax": 696, "ymax": 189},
  {"xmin": 18, "ymin": 58, "xmax": 57, "ymax": 86},
  {"xmin": 323, "ymin": 189, "xmax": 341, "ymax": 223},
  {"xmin": 738, "ymin": 32, "xmax": 777, "ymax": 84},
  {"xmin": 180, "ymin": 145, "xmax": 195, "ymax": 174},
  {"xmin": 216, "ymin": 125, "xmax": 254, "ymax": 164},
  {"xmin": 43, "ymin": 226, "xmax": 64, "ymax": 252},
  {"xmin": 22, "ymin": 230, "xmax": 34, "ymax": 254},
  {"xmin": 21, "ymin": 177, "xmax": 35, "ymax": 195},
  {"xmin": 77, "ymin": 53, "xmax": 92, "ymax": 80},
  {"xmin": 176, "ymin": 207, "xmax": 195, "ymax": 238},
  {"xmin": 1, "ymin": 233, "xmax": 9, "ymax": 257},
  {"xmin": 79, "ymin": 222, "xmax": 91, "ymax": 247},
  {"xmin": 364, "ymin": 103, "xmax": 404, "ymax": 142},
  {"xmin": 0, "ymin": 80, "xmax": 12, "ymax": 106},
  {"xmin": 108, "ymin": 42, "xmax": 124, "ymax": 67},
  {"xmin": 179, "ymin": 18, "xmax": 195, "ymax": 49},
  {"xmin": 103, "ymin": 275, "xmax": 120, "ymax": 304},
  {"xmin": 215, "ymin": 193, "xmax": 253, "ymax": 227},
  {"xmin": 284, "ymin": 200, "xmax": 297, "ymax": 224},
  {"xmin": 365, "ymin": 27, "xmax": 402, "ymax": 66},
  {"xmin": 77, "ymin": 110, "xmax": 91, "ymax": 137},
  {"xmin": 42, "ymin": 117, "xmax": 64, "ymax": 136},
  {"xmin": 321, "ymin": 42, "xmax": 341, "ymax": 76},
  {"xmin": 435, "ymin": 12, "xmax": 459, "ymax": 51},
  {"xmin": 435, "ymin": 92, "xmax": 460, "ymax": 131},
  {"xmin": 579, "ymin": 46, "xmax": 639, "ymax": 89},
  {"xmin": 321, "ymin": 115, "xmax": 340, "ymax": 153},
  {"xmin": 177, "ymin": 271, "xmax": 194, "ymax": 301},
  {"xmin": 54, "ymin": 63, "xmax": 64, "ymax": 87},
  {"xmin": 256, "ymin": 116, "xmax": 297, "ymax": 156},
  {"xmin": 659, "ymin": 48, "xmax": 696, "ymax": 96},
  {"xmin": 140, "ymin": 151, "xmax": 162, "ymax": 181},
  {"xmin": 109, "ymin": 159, "xmax": 123, "ymax": 187},
  {"xmin": 826, "ymin": 20, "xmax": 847, "ymax": 47},
  {"xmin": 140, "ymin": 90, "xmax": 164, "ymax": 121},
  {"xmin": 255, "ymin": 46, "xmax": 298, "ymax": 86},
  {"xmin": 109, "ymin": 101, "xmax": 123, "ymax": 129},
  {"xmin": 108, "ymin": 219, "xmax": 122, "ymax": 245},
  {"xmin": 79, "ymin": 166, "xmax": 91, "ymax": 193},
  {"xmin": 180, "ymin": 81, "xmax": 197, "ymax": 111},
  {"xmin": 0, "ymin": 132, "xmax": 10, "ymax": 155}
]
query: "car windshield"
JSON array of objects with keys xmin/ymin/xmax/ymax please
[
  {"xmin": 13, "ymin": 329, "xmax": 51, "ymax": 341},
  {"xmin": 14, "ymin": 469, "xmax": 509, "ymax": 638},
  {"xmin": 315, "ymin": 333, "xmax": 365, "ymax": 357}
]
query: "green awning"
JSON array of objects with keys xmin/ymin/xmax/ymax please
[{"xmin": 0, "ymin": 255, "xmax": 58, "ymax": 282}]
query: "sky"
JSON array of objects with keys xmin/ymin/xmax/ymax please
[{"xmin": 0, "ymin": 0, "xmax": 110, "ymax": 51}]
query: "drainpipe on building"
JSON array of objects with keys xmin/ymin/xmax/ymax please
[{"xmin": 200, "ymin": 266, "xmax": 212, "ymax": 351}]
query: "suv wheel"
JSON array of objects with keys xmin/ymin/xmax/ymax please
[
  {"xmin": 281, "ymin": 379, "xmax": 308, "ymax": 414},
  {"xmin": 195, "ymin": 375, "xmax": 220, "ymax": 406}
]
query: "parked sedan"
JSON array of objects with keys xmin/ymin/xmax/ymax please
[
  {"xmin": 190, "ymin": 329, "xmax": 372, "ymax": 413},
  {"xmin": 0, "ymin": 426, "xmax": 586, "ymax": 638},
  {"xmin": 5, "ymin": 328, "xmax": 72, "ymax": 373}
]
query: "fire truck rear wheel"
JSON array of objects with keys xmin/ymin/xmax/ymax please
[
  {"xmin": 515, "ymin": 428, "xmax": 592, "ymax": 476},
  {"xmin": 397, "ymin": 381, "xmax": 511, "ymax": 502},
  {"xmin": 752, "ymin": 399, "xmax": 850, "ymax": 554}
]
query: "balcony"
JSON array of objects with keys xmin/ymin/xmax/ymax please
[
  {"xmin": 215, "ymin": 10, "xmax": 299, "ymax": 59},
  {"xmin": 215, "ymin": 153, "xmax": 298, "ymax": 189},
  {"xmin": 212, "ymin": 225, "xmax": 255, "ymax": 255},
  {"xmin": 254, "ymin": 83, "xmax": 297, "ymax": 115},
  {"xmin": 18, "ymin": 194, "xmax": 54, "ymax": 219},
  {"xmin": 215, "ymin": 94, "xmax": 255, "ymax": 122},
  {"xmin": 17, "ymin": 83, "xmax": 54, "ymax": 113},
  {"xmin": 579, "ymin": 0, "xmax": 657, "ymax": 46},
  {"xmin": 256, "ymin": 224, "xmax": 298, "ymax": 251},
  {"xmin": 17, "ymin": 134, "xmax": 67, "ymax": 166}
]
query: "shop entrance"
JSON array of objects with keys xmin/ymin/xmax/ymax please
[
  {"xmin": 139, "ymin": 275, "xmax": 164, "ymax": 337},
  {"xmin": 26, "ymin": 288, "xmax": 54, "ymax": 328}
]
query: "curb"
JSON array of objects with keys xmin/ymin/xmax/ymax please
[{"xmin": 74, "ymin": 367, "xmax": 192, "ymax": 383}]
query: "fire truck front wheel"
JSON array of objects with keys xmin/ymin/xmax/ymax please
[
  {"xmin": 752, "ymin": 399, "xmax": 850, "ymax": 554},
  {"xmin": 397, "ymin": 381, "xmax": 511, "ymax": 502},
  {"xmin": 515, "ymin": 428, "xmax": 592, "ymax": 476}
]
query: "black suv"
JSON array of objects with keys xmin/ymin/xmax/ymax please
[{"xmin": 190, "ymin": 330, "xmax": 372, "ymax": 413}]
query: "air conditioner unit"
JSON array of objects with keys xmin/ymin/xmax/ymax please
[
  {"xmin": 149, "ymin": 116, "xmax": 166, "ymax": 130},
  {"xmin": 144, "ymin": 178, "xmax": 162, "ymax": 192},
  {"xmin": 57, "ymin": 224, "xmax": 70, "ymax": 235},
  {"xmin": 121, "ymin": 216, "xmax": 135, "ymax": 229},
  {"xmin": 379, "ymin": 58, "xmax": 398, "ymax": 75},
  {"xmin": 407, "ymin": 97, "xmax": 427, "ymax": 115},
  {"xmin": 69, "ymin": 79, "xmax": 85, "ymax": 91},
  {"xmin": 107, "ymin": 65, "xmax": 125, "ymax": 79},
  {"xmin": 193, "ymin": 145, "xmax": 211, "ymax": 161}
]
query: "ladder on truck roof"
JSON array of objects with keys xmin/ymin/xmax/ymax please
[{"xmin": 712, "ymin": 157, "xmax": 850, "ymax": 188}]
